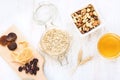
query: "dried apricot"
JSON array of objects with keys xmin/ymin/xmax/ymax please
[{"xmin": 0, "ymin": 35, "xmax": 8, "ymax": 46}]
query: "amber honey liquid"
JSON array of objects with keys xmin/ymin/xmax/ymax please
[{"xmin": 97, "ymin": 33, "xmax": 120, "ymax": 58}]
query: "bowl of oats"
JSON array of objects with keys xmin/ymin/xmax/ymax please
[{"xmin": 39, "ymin": 26, "xmax": 71, "ymax": 65}]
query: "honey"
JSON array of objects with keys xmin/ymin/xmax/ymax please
[{"xmin": 97, "ymin": 33, "xmax": 120, "ymax": 58}]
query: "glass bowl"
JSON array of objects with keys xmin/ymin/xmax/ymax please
[
  {"xmin": 38, "ymin": 25, "xmax": 72, "ymax": 65},
  {"xmin": 33, "ymin": 1, "xmax": 57, "ymax": 26}
]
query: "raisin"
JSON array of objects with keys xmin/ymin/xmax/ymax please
[
  {"xmin": 26, "ymin": 64, "xmax": 31, "ymax": 70},
  {"xmin": 18, "ymin": 66, "xmax": 23, "ymax": 72},
  {"xmin": 33, "ymin": 62, "xmax": 37, "ymax": 66},
  {"xmin": 25, "ymin": 63, "xmax": 29, "ymax": 67},
  {"xmin": 33, "ymin": 71, "xmax": 37, "ymax": 75},
  {"xmin": 6, "ymin": 32, "xmax": 17, "ymax": 42},
  {"xmin": 36, "ymin": 67, "xmax": 39, "ymax": 71},
  {"xmin": 30, "ymin": 61, "xmax": 33, "ymax": 65},
  {"xmin": 18, "ymin": 58, "xmax": 40, "ymax": 76},
  {"xmin": 29, "ymin": 70, "xmax": 34, "ymax": 75},
  {"xmin": 33, "ymin": 58, "xmax": 38, "ymax": 63},
  {"xmin": 25, "ymin": 69, "xmax": 29, "ymax": 73},
  {"xmin": 7, "ymin": 42, "xmax": 17, "ymax": 51}
]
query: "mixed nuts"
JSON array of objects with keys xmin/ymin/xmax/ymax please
[{"xmin": 71, "ymin": 4, "xmax": 100, "ymax": 34}]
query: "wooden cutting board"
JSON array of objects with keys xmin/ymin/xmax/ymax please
[{"xmin": 0, "ymin": 26, "xmax": 47, "ymax": 80}]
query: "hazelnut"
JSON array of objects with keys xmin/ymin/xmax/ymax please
[{"xmin": 81, "ymin": 9, "xmax": 86, "ymax": 16}]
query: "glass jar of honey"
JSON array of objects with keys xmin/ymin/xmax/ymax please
[{"xmin": 97, "ymin": 33, "xmax": 120, "ymax": 59}]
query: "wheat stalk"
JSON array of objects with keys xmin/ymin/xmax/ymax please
[
  {"xmin": 77, "ymin": 49, "xmax": 83, "ymax": 65},
  {"xmin": 79, "ymin": 56, "xmax": 93, "ymax": 65},
  {"xmin": 71, "ymin": 49, "xmax": 93, "ymax": 75}
]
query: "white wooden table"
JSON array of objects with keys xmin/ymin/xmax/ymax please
[{"xmin": 0, "ymin": 0, "xmax": 120, "ymax": 80}]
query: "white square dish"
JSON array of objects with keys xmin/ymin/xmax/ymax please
[{"xmin": 71, "ymin": 3, "xmax": 105, "ymax": 37}]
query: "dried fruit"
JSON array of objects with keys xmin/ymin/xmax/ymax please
[
  {"xmin": 6, "ymin": 32, "xmax": 17, "ymax": 42},
  {"xmin": 0, "ymin": 35, "xmax": 8, "ymax": 46},
  {"xmin": 18, "ymin": 66, "xmax": 23, "ymax": 72},
  {"xmin": 7, "ymin": 42, "xmax": 17, "ymax": 51},
  {"xmin": 18, "ymin": 58, "xmax": 39, "ymax": 75},
  {"xmin": 33, "ymin": 58, "xmax": 38, "ymax": 63},
  {"xmin": 11, "ymin": 47, "xmax": 33, "ymax": 64},
  {"xmin": 0, "ymin": 32, "xmax": 18, "ymax": 51}
]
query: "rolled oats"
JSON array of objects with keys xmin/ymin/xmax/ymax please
[{"xmin": 40, "ymin": 29, "xmax": 70, "ymax": 56}]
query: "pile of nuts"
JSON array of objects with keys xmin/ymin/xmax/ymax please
[
  {"xmin": 0, "ymin": 32, "xmax": 17, "ymax": 51},
  {"xmin": 18, "ymin": 58, "xmax": 39, "ymax": 75},
  {"xmin": 71, "ymin": 4, "xmax": 100, "ymax": 34}
]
